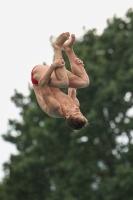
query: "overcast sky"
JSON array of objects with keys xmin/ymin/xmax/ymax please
[{"xmin": 0, "ymin": 0, "xmax": 133, "ymax": 181}]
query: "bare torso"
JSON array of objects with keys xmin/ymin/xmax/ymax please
[
  {"xmin": 33, "ymin": 84, "xmax": 76, "ymax": 118},
  {"xmin": 51, "ymin": 87, "xmax": 74, "ymax": 106}
]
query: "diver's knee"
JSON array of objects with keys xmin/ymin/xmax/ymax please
[
  {"xmin": 86, "ymin": 78, "xmax": 90, "ymax": 86},
  {"xmin": 82, "ymin": 78, "xmax": 90, "ymax": 88}
]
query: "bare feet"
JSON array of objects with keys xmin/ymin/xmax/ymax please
[
  {"xmin": 53, "ymin": 32, "xmax": 70, "ymax": 49},
  {"xmin": 62, "ymin": 34, "xmax": 75, "ymax": 52}
]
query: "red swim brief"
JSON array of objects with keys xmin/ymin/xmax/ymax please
[{"xmin": 31, "ymin": 67, "xmax": 38, "ymax": 85}]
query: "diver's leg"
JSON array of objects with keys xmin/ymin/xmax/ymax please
[
  {"xmin": 63, "ymin": 34, "xmax": 89, "ymax": 87},
  {"xmin": 53, "ymin": 32, "xmax": 69, "ymax": 84}
]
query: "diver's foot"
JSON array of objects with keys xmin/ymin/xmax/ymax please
[
  {"xmin": 63, "ymin": 34, "xmax": 75, "ymax": 52},
  {"xmin": 53, "ymin": 32, "xmax": 70, "ymax": 49}
]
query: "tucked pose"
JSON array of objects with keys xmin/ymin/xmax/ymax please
[{"xmin": 31, "ymin": 32, "xmax": 90, "ymax": 130}]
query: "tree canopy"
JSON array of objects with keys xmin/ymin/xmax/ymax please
[{"xmin": 0, "ymin": 8, "xmax": 133, "ymax": 200}]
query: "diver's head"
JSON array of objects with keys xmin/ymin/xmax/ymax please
[{"xmin": 64, "ymin": 105, "xmax": 88, "ymax": 130}]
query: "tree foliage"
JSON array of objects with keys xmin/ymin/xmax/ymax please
[{"xmin": 0, "ymin": 8, "xmax": 133, "ymax": 200}]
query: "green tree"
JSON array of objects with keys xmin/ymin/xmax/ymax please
[{"xmin": 1, "ymin": 8, "xmax": 133, "ymax": 200}]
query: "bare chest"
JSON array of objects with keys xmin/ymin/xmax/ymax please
[{"xmin": 51, "ymin": 89, "xmax": 73, "ymax": 105}]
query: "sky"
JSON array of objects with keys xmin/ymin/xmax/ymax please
[{"xmin": 0, "ymin": 0, "xmax": 133, "ymax": 181}]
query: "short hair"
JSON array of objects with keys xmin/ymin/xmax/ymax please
[{"xmin": 65, "ymin": 115, "xmax": 88, "ymax": 130}]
